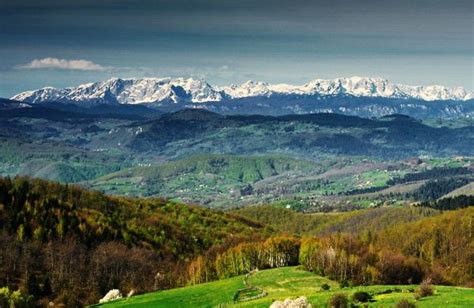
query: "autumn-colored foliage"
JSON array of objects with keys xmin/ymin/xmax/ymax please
[
  {"xmin": 0, "ymin": 176, "xmax": 265, "ymax": 305},
  {"xmin": 0, "ymin": 176, "xmax": 472, "ymax": 306},
  {"xmin": 187, "ymin": 207, "xmax": 474, "ymax": 288}
]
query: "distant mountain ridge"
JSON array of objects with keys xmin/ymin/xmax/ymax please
[
  {"xmin": 11, "ymin": 76, "xmax": 473, "ymax": 105},
  {"xmin": 11, "ymin": 78, "xmax": 223, "ymax": 105},
  {"xmin": 221, "ymin": 77, "xmax": 473, "ymax": 101}
]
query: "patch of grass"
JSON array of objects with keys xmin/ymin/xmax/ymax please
[{"xmin": 95, "ymin": 275, "xmax": 245, "ymax": 307}]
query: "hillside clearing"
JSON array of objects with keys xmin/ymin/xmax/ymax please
[{"xmin": 97, "ymin": 267, "xmax": 474, "ymax": 307}]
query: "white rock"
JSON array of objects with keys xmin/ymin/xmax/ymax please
[
  {"xmin": 99, "ymin": 289, "xmax": 122, "ymax": 303},
  {"xmin": 269, "ymin": 296, "xmax": 312, "ymax": 308}
]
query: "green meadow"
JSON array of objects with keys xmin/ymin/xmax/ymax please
[{"xmin": 98, "ymin": 267, "xmax": 474, "ymax": 307}]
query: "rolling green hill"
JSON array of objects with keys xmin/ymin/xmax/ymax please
[
  {"xmin": 88, "ymin": 154, "xmax": 318, "ymax": 206},
  {"xmin": 97, "ymin": 267, "xmax": 474, "ymax": 307}
]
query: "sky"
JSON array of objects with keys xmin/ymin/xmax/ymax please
[{"xmin": 0, "ymin": 0, "xmax": 473, "ymax": 97}]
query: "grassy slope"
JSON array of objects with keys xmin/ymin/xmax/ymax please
[
  {"xmin": 98, "ymin": 267, "xmax": 474, "ymax": 307},
  {"xmin": 97, "ymin": 275, "xmax": 246, "ymax": 307}
]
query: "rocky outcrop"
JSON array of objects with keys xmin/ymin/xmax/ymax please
[
  {"xmin": 270, "ymin": 296, "xmax": 313, "ymax": 308},
  {"xmin": 99, "ymin": 289, "xmax": 122, "ymax": 303}
]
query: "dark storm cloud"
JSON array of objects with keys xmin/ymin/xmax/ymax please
[
  {"xmin": 3, "ymin": 0, "xmax": 472, "ymax": 37},
  {"xmin": 0, "ymin": 0, "xmax": 472, "ymax": 96}
]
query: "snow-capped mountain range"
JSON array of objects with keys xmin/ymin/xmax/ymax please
[{"xmin": 11, "ymin": 76, "xmax": 473, "ymax": 105}]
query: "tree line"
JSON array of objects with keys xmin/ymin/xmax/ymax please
[
  {"xmin": 418, "ymin": 194, "xmax": 474, "ymax": 211},
  {"xmin": 387, "ymin": 167, "xmax": 472, "ymax": 185},
  {"xmin": 411, "ymin": 177, "xmax": 471, "ymax": 201},
  {"xmin": 186, "ymin": 206, "xmax": 474, "ymax": 287}
]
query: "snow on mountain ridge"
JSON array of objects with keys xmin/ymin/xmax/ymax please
[
  {"xmin": 106, "ymin": 77, "xmax": 221, "ymax": 103},
  {"xmin": 11, "ymin": 77, "xmax": 224, "ymax": 105},
  {"xmin": 221, "ymin": 77, "xmax": 473, "ymax": 101},
  {"xmin": 11, "ymin": 76, "xmax": 473, "ymax": 104}
]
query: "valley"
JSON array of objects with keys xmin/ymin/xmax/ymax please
[{"xmin": 0, "ymin": 103, "xmax": 472, "ymax": 210}]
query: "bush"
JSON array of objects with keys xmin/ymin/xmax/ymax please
[
  {"xmin": 415, "ymin": 280, "xmax": 434, "ymax": 299},
  {"xmin": 0, "ymin": 287, "xmax": 34, "ymax": 308},
  {"xmin": 396, "ymin": 299, "xmax": 417, "ymax": 308},
  {"xmin": 327, "ymin": 293, "xmax": 348, "ymax": 308},
  {"xmin": 352, "ymin": 291, "xmax": 372, "ymax": 303},
  {"xmin": 321, "ymin": 283, "xmax": 331, "ymax": 291}
]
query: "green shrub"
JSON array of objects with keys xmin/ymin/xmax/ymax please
[
  {"xmin": 321, "ymin": 283, "xmax": 331, "ymax": 291},
  {"xmin": 0, "ymin": 287, "xmax": 34, "ymax": 308},
  {"xmin": 352, "ymin": 291, "xmax": 372, "ymax": 303},
  {"xmin": 396, "ymin": 299, "xmax": 417, "ymax": 308},
  {"xmin": 327, "ymin": 293, "xmax": 348, "ymax": 308}
]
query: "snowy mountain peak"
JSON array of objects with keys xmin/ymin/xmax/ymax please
[
  {"xmin": 11, "ymin": 77, "xmax": 224, "ymax": 105},
  {"xmin": 303, "ymin": 77, "xmax": 403, "ymax": 98},
  {"xmin": 301, "ymin": 76, "xmax": 473, "ymax": 101},
  {"xmin": 221, "ymin": 80, "xmax": 274, "ymax": 98},
  {"xmin": 11, "ymin": 76, "xmax": 473, "ymax": 105}
]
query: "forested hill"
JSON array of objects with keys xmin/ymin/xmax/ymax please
[
  {"xmin": 0, "ymin": 176, "xmax": 265, "ymax": 305},
  {"xmin": 127, "ymin": 109, "xmax": 474, "ymax": 159},
  {"xmin": 0, "ymin": 176, "xmax": 473, "ymax": 306},
  {"xmin": 0, "ymin": 176, "xmax": 264, "ymax": 250}
]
